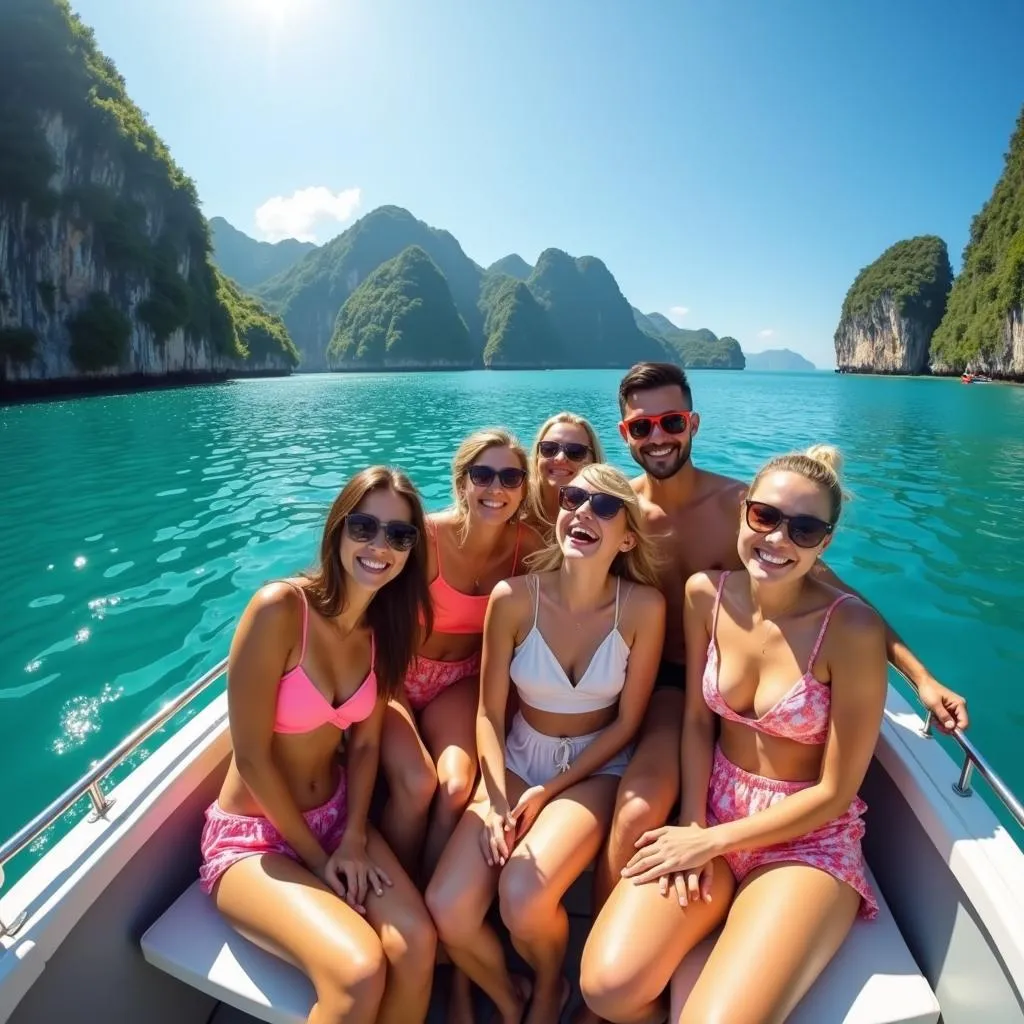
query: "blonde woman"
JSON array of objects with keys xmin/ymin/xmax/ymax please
[
  {"xmin": 525, "ymin": 412, "xmax": 604, "ymax": 543},
  {"xmin": 581, "ymin": 446, "xmax": 888, "ymax": 1024},
  {"xmin": 426, "ymin": 463, "xmax": 665, "ymax": 1024},
  {"xmin": 380, "ymin": 428, "xmax": 543, "ymax": 882}
]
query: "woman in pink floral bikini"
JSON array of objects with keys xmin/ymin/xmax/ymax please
[{"xmin": 580, "ymin": 444, "xmax": 889, "ymax": 1024}]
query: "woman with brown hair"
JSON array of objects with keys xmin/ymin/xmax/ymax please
[
  {"xmin": 426, "ymin": 462, "xmax": 665, "ymax": 1024},
  {"xmin": 198, "ymin": 466, "xmax": 437, "ymax": 1024}
]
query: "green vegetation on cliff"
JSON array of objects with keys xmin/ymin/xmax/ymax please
[
  {"xmin": 0, "ymin": 0, "xmax": 297, "ymax": 372},
  {"xmin": 932, "ymin": 106, "xmax": 1024, "ymax": 368},
  {"xmin": 634, "ymin": 309, "xmax": 746, "ymax": 368},
  {"xmin": 218, "ymin": 274, "xmax": 300, "ymax": 368},
  {"xmin": 479, "ymin": 272, "xmax": 561, "ymax": 366},
  {"xmin": 328, "ymin": 246, "xmax": 473, "ymax": 367},
  {"xmin": 66, "ymin": 293, "xmax": 130, "ymax": 371},
  {"xmin": 840, "ymin": 236, "xmax": 952, "ymax": 328},
  {"xmin": 486, "ymin": 255, "xmax": 533, "ymax": 281},
  {"xmin": 527, "ymin": 249, "xmax": 664, "ymax": 367},
  {"xmin": 210, "ymin": 217, "xmax": 317, "ymax": 290},
  {"xmin": 260, "ymin": 206, "xmax": 484, "ymax": 362}
]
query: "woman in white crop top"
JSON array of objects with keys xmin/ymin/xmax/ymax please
[{"xmin": 425, "ymin": 463, "xmax": 665, "ymax": 1024}]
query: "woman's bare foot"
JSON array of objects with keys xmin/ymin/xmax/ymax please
[
  {"xmin": 524, "ymin": 975, "xmax": 569, "ymax": 1024},
  {"xmin": 448, "ymin": 967, "xmax": 475, "ymax": 1024},
  {"xmin": 496, "ymin": 974, "xmax": 533, "ymax": 1024}
]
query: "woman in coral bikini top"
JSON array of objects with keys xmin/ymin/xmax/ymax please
[
  {"xmin": 199, "ymin": 466, "xmax": 439, "ymax": 1024},
  {"xmin": 582, "ymin": 444, "xmax": 891, "ymax": 1024}
]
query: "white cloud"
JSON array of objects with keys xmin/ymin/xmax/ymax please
[
  {"xmin": 254, "ymin": 186, "xmax": 362, "ymax": 243},
  {"xmin": 668, "ymin": 305, "xmax": 690, "ymax": 324},
  {"xmin": 757, "ymin": 328, "xmax": 776, "ymax": 339}
]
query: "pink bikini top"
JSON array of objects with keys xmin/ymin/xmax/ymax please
[
  {"xmin": 702, "ymin": 571, "xmax": 853, "ymax": 745},
  {"xmin": 274, "ymin": 583, "xmax": 378, "ymax": 734}
]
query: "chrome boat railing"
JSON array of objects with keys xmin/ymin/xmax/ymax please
[
  {"xmin": 1, "ymin": 662, "xmax": 1022, "ymax": 940},
  {"xmin": 0, "ymin": 657, "xmax": 228, "ymax": 939}
]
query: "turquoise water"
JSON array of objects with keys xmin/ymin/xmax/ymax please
[{"xmin": 2, "ymin": 370, "xmax": 1023, "ymax": 875}]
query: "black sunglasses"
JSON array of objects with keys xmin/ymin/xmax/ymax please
[
  {"xmin": 345, "ymin": 512, "xmax": 420, "ymax": 552},
  {"xmin": 538, "ymin": 440, "xmax": 592, "ymax": 462},
  {"xmin": 558, "ymin": 485, "xmax": 626, "ymax": 520},
  {"xmin": 744, "ymin": 500, "xmax": 833, "ymax": 549},
  {"xmin": 467, "ymin": 465, "xmax": 527, "ymax": 489}
]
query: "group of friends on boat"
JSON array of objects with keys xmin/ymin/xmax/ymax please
[{"xmin": 198, "ymin": 361, "xmax": 970, "ymax": 1024}]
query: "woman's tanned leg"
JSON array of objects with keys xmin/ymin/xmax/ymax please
[{"xmin": 580, "ymin": 857, "xmax": 734, "ymax": 1024}]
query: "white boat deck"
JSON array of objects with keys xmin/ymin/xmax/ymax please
[{"xmin": 140, "ymin": 865, "xmax": 939, "ymax": 1024}]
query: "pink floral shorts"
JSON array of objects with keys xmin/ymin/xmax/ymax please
[
  {"xmin": 198, "ymin": 773, "xmax": 347, "ymax": 894},
  {"xmin": 706, "ymin": 745, "xmax": 878, "ymax": 920},
  {"xmin": 403, "ymin": 651, "xmax": 481, "ymax": 711}
]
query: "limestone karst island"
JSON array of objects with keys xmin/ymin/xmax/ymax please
[{"xmin": 833, "ymin": 108, "xmax": 1024, "ymax": 381}]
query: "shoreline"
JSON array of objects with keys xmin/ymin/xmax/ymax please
[
  {"xmin": 835, "ymin": 367, "xmax": 1024, "ymax": 385},
  {"xmin": 0, "ymin": 368, "xmax": 292, "ymax": 406}
]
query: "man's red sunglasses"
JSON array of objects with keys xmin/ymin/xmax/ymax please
[{"xmin": 619, "ymin": 410, "xmax": 694, "ymax": 441}]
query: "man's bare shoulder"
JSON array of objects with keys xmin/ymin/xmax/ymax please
[{"xmin": 696, "ymin": 467, "xmax": 747, "ymax": 505}]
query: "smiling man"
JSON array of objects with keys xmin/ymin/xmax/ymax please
[{"xmin": 587, "ymin": 361, "xmax": 970, "ymax": 936}]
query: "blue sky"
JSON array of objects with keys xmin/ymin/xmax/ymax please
[{"xmin": 70, "ymin": 0, "xmax": 1024, "ymax": 367}]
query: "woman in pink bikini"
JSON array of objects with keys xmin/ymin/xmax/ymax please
[
  {"xmin": 380, "ymin": 428, "xmax": 543, "ymax": 882},
  {"xmin": 427, "ymin": 462, "xmax": 665, "ymax": 1024},
  {"xmin": 198, "ymin": 466, "xmax": 437, "ymax": 1024},
  {"xmin": 524, "ymin": 412, "xmax": 603, "ymax": 544},
  {"xmin": 580, "ymin": 445, "xmax": 889, "ymax": 1024}
]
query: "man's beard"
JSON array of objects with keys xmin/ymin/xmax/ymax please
[{"xmin": 629, "ymin": 438, "xmax": 692, "ymax": 480}]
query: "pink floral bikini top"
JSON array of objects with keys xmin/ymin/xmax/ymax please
[{"xmin": 701, "ymin": 571, "xmax": 854, "ymax": 745}]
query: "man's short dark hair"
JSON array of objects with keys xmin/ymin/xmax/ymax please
[{"xmin": 617, "ymin": 362, "xmax": 692, "ymax": 415}]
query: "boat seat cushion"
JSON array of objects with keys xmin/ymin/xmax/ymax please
[
  {"xmin": 142, "ymin": 866, "xmax": 939, "ymax": 1024},
  {"xmin": 672, "ymin": 866, "xmax": 940, "ymax": 1024},
  {"xmin": 140, "ymin": 880, "xmax": 314, "ymax": 1024}
]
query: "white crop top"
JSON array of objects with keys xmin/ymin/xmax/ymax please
[{"xmin": 509, "ymin": 575, "xmax": 631, "ymax": 714}]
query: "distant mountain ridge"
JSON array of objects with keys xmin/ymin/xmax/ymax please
[
  {"xmin": 209, "ymin": 217, "xmax": 317, "ymax": 290},
  {"xmin": 209, "ymin": 206, "xmax": 748, "ymax": 372},
  {"xmin": 633, "ymin": 309, "xmax": 745, "ymax": 369},
  {"xmin": 744, "ymin": 348, "xmax": 816, "ymax": 371}
]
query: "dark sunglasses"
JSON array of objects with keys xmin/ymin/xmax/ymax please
[
  {"xmin": 558, "ymin": 485, "xmax": 626, "ymax": 520},
  {"xmin": 538, "ymin": 440, "xmax": 593, "ymax": 462},
  {"xmin": 744, "ymin": 500, "xmax": 833, "ymax": 549},
  {"xmin": 467, "ymin": 465, "xmax": 526, "ymax": 489},
  {"xmin": 620, "ymin": 410, "xmax": 693, "ymax": 440},
  {"xmin": 344, "ymin": 512, "xmax": 420, "ymax": 552}
]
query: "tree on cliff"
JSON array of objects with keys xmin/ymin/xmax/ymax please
[
  {"xmin": 327, "ymin": 246, "xmax": 475, "ymax": 368},
  {"xmin": 840, "ymin": 236, "xmax": 953, "ymax": 328},
  {"xmin": 931, "ymin": 105, "xmax": 1024, "ymax": 372}
]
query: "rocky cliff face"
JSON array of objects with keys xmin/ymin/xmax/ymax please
[
  {"xmin": 1, "ymin": 0, "xmax": 297, "ymax": 394},
  {"xmin": 833, "ymin": 291, "xmax": 934, "ymax": 374},
  {"xmin": 2, "ymin": 118, "xmax": 206, "ymax": 381},
  {"xmin": 932, "ymin": 306, "xmax": 1024, "ymax": 378},
  {"xmin": 833, "ymin": 236, "xmax": 951, "ymax": 375}
]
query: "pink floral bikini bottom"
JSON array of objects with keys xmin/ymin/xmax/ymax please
[{"xmin": 706, "ymin": 745, "xmax": 878, "ymax": 919}]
